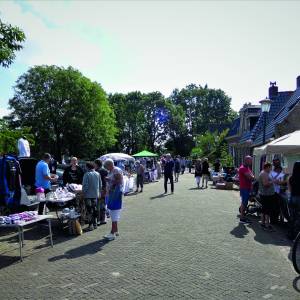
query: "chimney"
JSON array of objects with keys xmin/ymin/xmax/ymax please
[
  {"xmin": 297, "ymin": 76, "xmax": 300, "ymax": 89},
  {"xmin": 269, "ymin": 81, "xmax": 278, "ymax": 98}
]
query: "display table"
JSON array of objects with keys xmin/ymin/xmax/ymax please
[
  {"xmin": 43, "ymin": 195, "xmax": 77, "ymax": 223},
  {"xmin": 149, "ymin": 170, "xmax": 158, "ymax": 181},
  {"xmin": 0, "ymin": 215, "xmax": 55, "ymax": 261},
  {"xmin": 45, "ymin": 195, "xmax": 76, "ymax": 205},
  {"xmin": 123, "ymin": 175, "xmax": 134, "ymax": 194}
]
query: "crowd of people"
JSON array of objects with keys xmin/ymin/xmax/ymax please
[
  {"xmin": 35, "ymin": 154, "xmax": 123, "ymax": 241},
  {"xmin": 34, "ymin": 150, "xmax": 300, "ymax": 241},
  {"xmin": 34, "ymin": 152, "xmax": 200, "ymax": 240},
  {"xmin": 238, "ymin": 155, "xmax": 300, "ymax": 238}
]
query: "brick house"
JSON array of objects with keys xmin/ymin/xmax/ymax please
[{"xmin": 227, "ymin": 77, "xmax": 300, "ymax": 167}]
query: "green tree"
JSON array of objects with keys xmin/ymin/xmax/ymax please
[
  {"xmin": 8, "ymin": 65, "xmax": 116, "ymax": 159},
  {"xmin": 192, "ymin": 129, "xmax": 233, "ymax": 165},
  {"xmin": 0, "ymin": 19, "xmax": 26, "ymax": 68},
  {"xmin": 0, "ymin": 118, "xmax": 34, "ymax": 155},
  {"xmin": 164, "ymin": 102, "xmax": 194, "ymax": 156},
  {"xmin": 170, "ymin": 84, "xmax": 236, "ymax": 136},
  {"xmin": 109, "ymin": 92, "xmax": 145, "ymax": 154},
  {"xmin": 141, "ymin": 92, "xmax": 170, "ymax": 152}
]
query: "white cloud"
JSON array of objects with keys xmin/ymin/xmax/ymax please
[
  {"xmin": 0, "ymin": 1, "xmax": 131, "ymax": 84},
  {"xmin": 0, "ymin": 1, "xmax": 300, "ymax": 112}
]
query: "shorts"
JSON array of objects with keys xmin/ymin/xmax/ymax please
[
  {"xmin": 260, "ymin": 194, "xmax": 275, "ymax": 215},
  {"xmin": 240, "ymin": 189, "xmax": 250, "ymax": 206},
  {"xmin": 109, "ymin": 209, "xmax": 122, "ymax": 222}
]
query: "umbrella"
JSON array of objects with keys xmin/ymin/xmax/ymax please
[
  {"xmin": 99, "ymin": 153, "xmax": 135, "ymax": 161},
  {"xmin": 132, "ymin": 150, "xmax": 158, "ymax": 157}
]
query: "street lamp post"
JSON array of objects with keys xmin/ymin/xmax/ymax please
[{"xmin": 259, "ymin": 97, "xmax": 272, "ymax": 145}]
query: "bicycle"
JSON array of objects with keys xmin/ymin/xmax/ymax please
[
  {"xmin": 291, "ymin": 209, "xmax": 300, "ymax": 274},
  {"xmin": 292, "ymin": 231, "xmax": 300, "ymax": 274}
]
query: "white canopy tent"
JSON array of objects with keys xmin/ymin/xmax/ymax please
[
  {"xmin": 253, "ymin": 130, "xmax": 300, "ymax": 176},
  {"xmin": 265, "ymin": 130, "xmax": 300, "ymax": 155},
  {"xmin": 99, "ymin": 153, "xmax": 135, "ymax": 162},
  {"xmin": 253, "ymin": 135, "xmax": 290, "ymax": 157}
]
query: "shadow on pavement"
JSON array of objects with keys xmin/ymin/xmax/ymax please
[
  {"xmin": 0, "ymin": 255, "xmax": 22, "ymax": 269},
  {"xmin": 0, "ymin": 221, "xmax": 112, "ymax": 268},
  {"xmin": 230, "ymin": 223, "xmax": 249, "ymax": 238},
  {"xmin": 48, "ymin": 238, "xmax": 111, "ymax": 262},
  {"xmin": 0, "ymin": 224, "xmax": 66, "ymax": 244},
  {"xmin": 250, "ymin": 220, "xmax": 292, "ymax": 247},
  {"xmin": 150, "ymin": 193, "xmax": 170, "ymax": 200},
  {"xmin": 125, "ymin": 192, "xmax": 138, "ymax": 197}
]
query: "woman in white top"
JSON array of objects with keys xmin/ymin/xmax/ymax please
[
  {"xmin": 270, "ymin": 166, "xmax": 286, "ymax": 194},
  {"xmin": 270, "ymin": 165, "xmax": 287, "ymax": 224}
]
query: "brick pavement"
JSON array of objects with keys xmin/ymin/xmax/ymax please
[{"xmin": 0, "ymin": 173, "xmax": 299, "ymax": 299}]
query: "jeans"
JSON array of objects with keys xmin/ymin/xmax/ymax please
[
  {"xmin": 202, "ymin": 175, "xmax": 209, "ymax": 187},
  {"xmin": 164, "ymin": 173, "xmax": 174, "ymax": 193}
]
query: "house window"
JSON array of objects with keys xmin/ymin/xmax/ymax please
[{"xmin": 249, "ymin": 116, "xmax": 259, "ymax": 131}]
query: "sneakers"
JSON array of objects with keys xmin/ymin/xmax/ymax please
[
  {"xmin": 88, "ymin": 225, "xmax": 94, "ymax": 231},
  {"xmin": 104, "ymin": 233, "xmax": 115, "ymax": 241},
  {"xmin": 239, "ymin": 218, "xmax": 252, "ymax": 224},
  {"xmin": 115, "ymin": 232, "xmax": 119, "ymax": 236}
]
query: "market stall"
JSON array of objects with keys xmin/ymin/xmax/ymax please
[
  {"xmin": 132, "ymin": 150, "xmax": 158, "ymax": 158},
  {"xmin": 0, "ymin": 212, "xmax": 55, "ymax": 261},
  {"xmin": 99, "ymin": 153, "xmax": 135, "ymax": 164},
  {"xmin": 99, "ymin": 153, "xmax": 135, "ymax": 194},
  {"xmin": 132, "ymin": 150, "xmax": 159, "ymax": 183},
  {"xmin": 253, "ymin": 130, "xmax": 300, "ymax": 176}
]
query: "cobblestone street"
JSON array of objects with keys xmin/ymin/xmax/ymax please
[{"xmin": 0, "ymin": 174, "xmax": 299, "ymax": 299}]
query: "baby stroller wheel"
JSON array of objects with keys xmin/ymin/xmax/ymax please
[{"xmin": 292, "ymin": 231, "xmax": 300, "ymax": 274}]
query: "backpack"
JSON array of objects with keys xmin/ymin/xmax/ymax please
[{"xmin": 0, "ymin": 155, "xmax": 21, "ymax": 208}]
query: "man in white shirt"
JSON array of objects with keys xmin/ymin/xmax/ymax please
[{"xmin": 17, "ymin": 136, "xmax": 30, "ymax": 157}]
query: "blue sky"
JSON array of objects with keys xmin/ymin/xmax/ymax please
[{"xmin": 1, "ymin": 1, "xmax": 300, "ymax": 117}]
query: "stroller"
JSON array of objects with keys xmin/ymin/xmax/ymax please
[
  {"xmin": 239, "ymin": 181, "xmax": 262, "ymax": 217},
  {"xmin": 245, "ymin": 181, "xmax": 262, "ymax": 216}
]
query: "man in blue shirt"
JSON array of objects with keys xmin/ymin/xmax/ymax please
[
  {"xmin": 164, "ymin": 154, "xmax": 174, "ymax": 194},
  {"xmin": 35, "ymin": 153, "xmax": 57, "ymax": 214}
]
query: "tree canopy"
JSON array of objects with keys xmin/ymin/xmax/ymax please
[
  {"xmin": 170, "ymin": 84, "xmax": 237, "ymax": 136},
  {"xmin": 4, "ymin": 64, "xmax": 237, "ymax": 159},
  {"xmin": 8, "ymin": 65, "xmax": 117, "ymax": 159},
  {"xmin": 109, "ymin": 84, "xmax": 236, "ymax": 156},
  {"xmin": 192, "ymin": 129, "xmax": 233, "ymax": 166},
  {"xmin": 0, "ymin": 118, "xmax": 34, "ymax": 155},
  {"xmin": 0, "ymin": 19, "xmax": 26, "ymax": 68}
]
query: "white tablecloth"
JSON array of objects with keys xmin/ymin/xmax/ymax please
[
  {"xmin": 149, "ymin": 170, "xmax": 158, "ymax": 181},
  {"xmin": 123, "ymin": 176, "xmax": 134, "ymax": 193}
]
